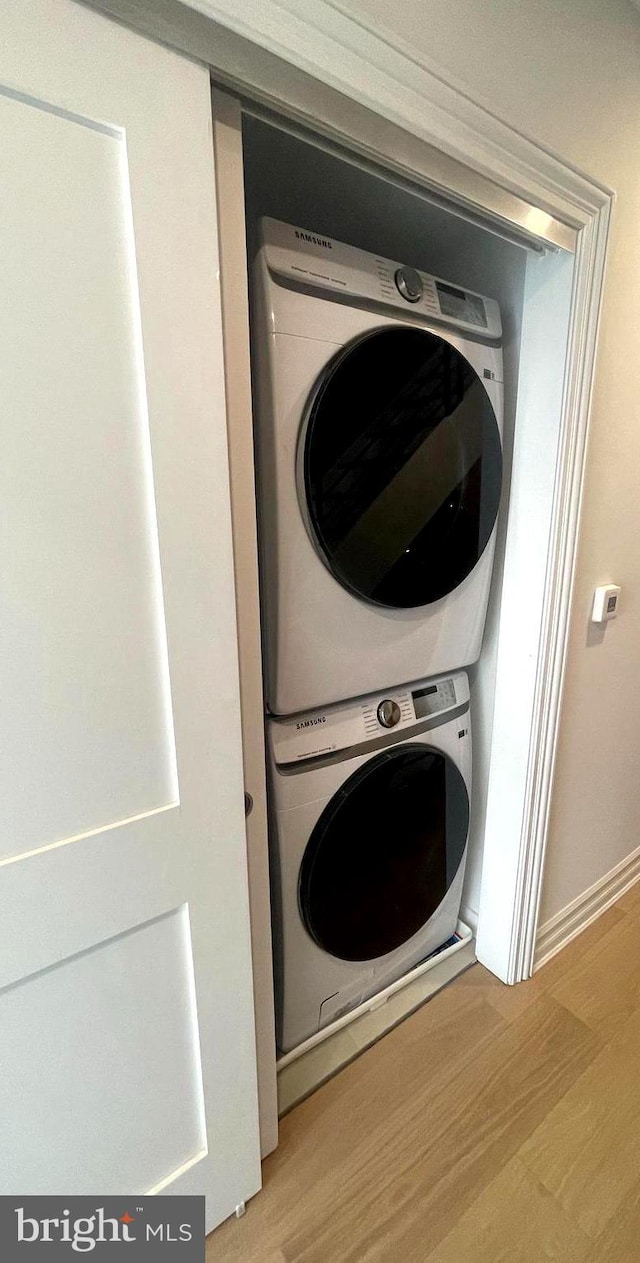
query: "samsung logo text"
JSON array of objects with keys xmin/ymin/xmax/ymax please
[{"xmin": 294, "ymin": 230, "xmax": 332, "ymax": 249}]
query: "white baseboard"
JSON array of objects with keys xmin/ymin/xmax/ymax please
[{"xmin": 534, "ymin": 843, "xmax": 640, "ymax": 971}]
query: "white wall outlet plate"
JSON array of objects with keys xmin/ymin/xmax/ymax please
[{"xmin": 592, "ymin": 584, "xmax": 621, "ymax": 623}]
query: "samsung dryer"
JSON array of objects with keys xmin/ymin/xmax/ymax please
[
  {"xmin": 252, "ymin": 218, "xmax": 503, "ymax": 716},
  {"xmin": 268, "ymin": 669, "xmax": 471, "ymax": 1054}
]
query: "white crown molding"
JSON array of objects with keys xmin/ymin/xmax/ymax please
[{"xmin": 185, "ymin": 0, "xmax": 612, "ymax": 225}]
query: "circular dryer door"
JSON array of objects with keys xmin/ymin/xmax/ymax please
[
  {"xmin": 302, "ymin": 326, "xmax": 502, "ymax": 608},
  {"xmin": 298, "ymin": 743, "xmax": 469, "ymax": 962}
]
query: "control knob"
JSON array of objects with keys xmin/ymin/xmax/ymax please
[
  {"xmin": 377, "ymin": 699, "xmax": 402, "ymax": 728},
  {"xmin": 394, "ymin": 265, "xmax": 423, "ymax": 304}
]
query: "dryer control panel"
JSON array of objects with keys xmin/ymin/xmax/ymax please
[
  {"xmin": 260, "ymin": 217, "xmax": 502, "ymax": 340},
  {"xmin": 270, "ymin": 671, "xmax": 470, "ymax": 767}
]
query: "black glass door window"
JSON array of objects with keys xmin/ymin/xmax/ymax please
[
  {"xmin": 298, "ymin": 743, "xmax": 469, "ymax": 962},
  {"xmin": 302, "ymin": 326, "xmax": 502, "ymax": 608}
]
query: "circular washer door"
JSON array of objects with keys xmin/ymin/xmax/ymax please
[
  {"xmin": 302, "ymin": 326, "xmax": 502, "ymax": 608},
  {"xmin": 298, "ymin": 743, "xmax": 470, "ymax": 962}
]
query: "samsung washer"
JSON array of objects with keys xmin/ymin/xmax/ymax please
[
  {"xmin": 253, "ymin": 218, "xmax": 503, "ymax": 716},
  {"xmin": 268, "ymin": 669, "xmax": 471, "ymax": 1053}
]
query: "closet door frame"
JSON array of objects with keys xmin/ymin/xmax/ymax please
[{"xmin": 87, "ymin": 0, "xmax": 611, "ymax": 1087}]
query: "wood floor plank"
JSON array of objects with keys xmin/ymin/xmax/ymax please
[
  {"xmin": 259, "ymin": 998, "xmax": 596, "ymax": 1263},
  {"xmin": 535, "ymin": 904, "xmax": 625, "ymax": 993},
  {"xmin": 545, "ymin": 907, "xmax": 640, "ymax": 1040},
  {"xmin": 423, "ymin": 1155, "xmax": 593, "ymax": 1263},
  {"xmin": 518, "ymin": 1001, "xmax": 640, "ymax": 1239},
  {"xmin": 302, "ymin": 995, "xmax": 598, "ymax": 1263},
  {"xmin": 583, "ymin": 1182, "xmax": 640, "ymax": 1262},
  {"xmin": 206, "ymin": 903, "xmax": 634, "ymax": 1263},
  {"xmin": 455, "ymin": 960, "xmax": 542, "ymax": 1022},
  {"xmin": 206, "ymin": 984, "xmax": 506, "ymax": 1263}
]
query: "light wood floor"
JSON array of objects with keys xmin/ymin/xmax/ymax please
[{"xmin": 208, "ymin": 885, "xmax": 640, "ymax": 1262}]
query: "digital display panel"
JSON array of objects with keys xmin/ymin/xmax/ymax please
[
  {"xmin": 412, "ymin": 679, "xmax": 456, "ymax": 719},
  {"xmin": 436, "ymin": 281, "xmax": 487, "ymax": 328}
]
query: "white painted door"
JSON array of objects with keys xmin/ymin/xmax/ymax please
[{"xmin": 0, "ymin": 0, "xmax": 260, "ymax": 1231}]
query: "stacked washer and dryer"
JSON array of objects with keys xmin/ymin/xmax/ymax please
[{"xmin": 252, "ymin": 217, "xmax": 504, "ymax": 1054}]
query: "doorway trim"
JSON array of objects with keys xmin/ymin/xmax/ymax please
[{"xmin": 86, "ymin": 0, "xmax": 613, "ymax": 985}]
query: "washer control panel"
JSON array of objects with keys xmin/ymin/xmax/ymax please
[
  {"xmin": 270, "ymin": 671, "xmax": 470, "ymax": 766},
  {"xmin": 261, "ymin": 217, "xmax": 502, "ymax": 340}
]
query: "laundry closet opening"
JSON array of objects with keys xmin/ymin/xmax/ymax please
[
  {"xmin": 223, "ymin": 98, "xmax": 576, "ymax": 1132},
  {"xmin": 244, "ymin": 109, "xmax": 531, "ymax": 927}
]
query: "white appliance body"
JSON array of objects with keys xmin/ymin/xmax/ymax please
[
  {"xmin": 253, "ymin": 218, "xmax": 504, "ymax": 716},
  {"xmin": 268, "ymin": 670, "xmax": 472, "ymax": 1054}
]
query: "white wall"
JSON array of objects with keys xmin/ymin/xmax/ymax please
[
  {"xmin": 330, "ymin": 0, "xmax": 640, "ymax": 925},
  {"xmin": 242, "ymin": 116, "xmax": 528, "ymax": 925}
]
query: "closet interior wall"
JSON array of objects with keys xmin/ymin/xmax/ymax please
[{"xmin": 242, "ymin": 114, "xmax": 529, "ymax": 926}]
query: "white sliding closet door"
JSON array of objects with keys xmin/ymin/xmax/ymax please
[{"xmin": 0, "ymin": 0, "xmax": 260, "ymax": 1231}]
